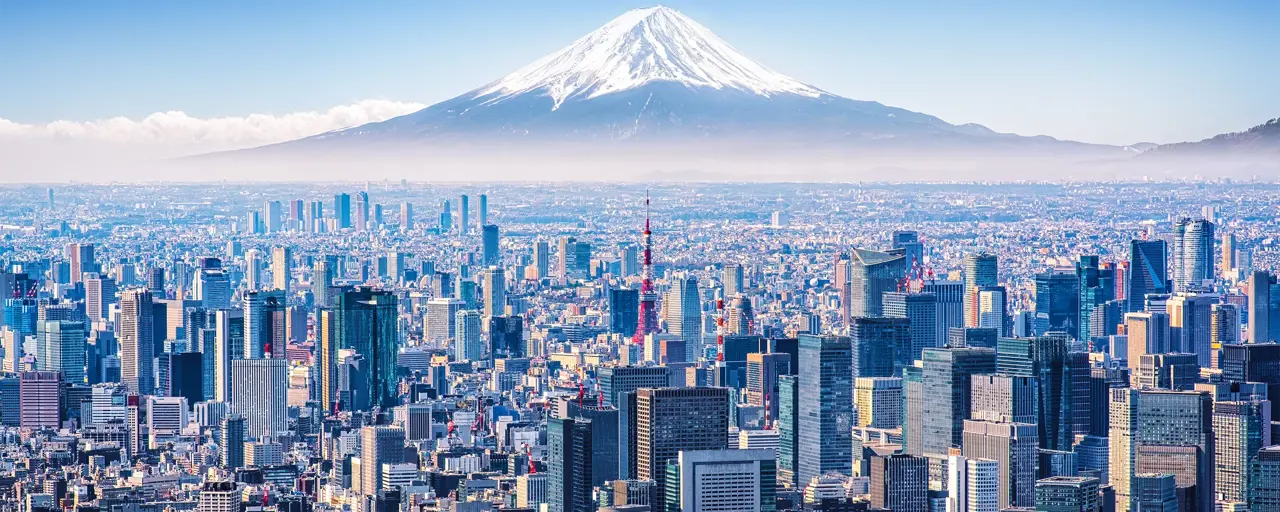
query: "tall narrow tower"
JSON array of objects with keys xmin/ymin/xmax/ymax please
[{"xmin": 633, "ymin": 193, "xmax": 659, "ymax": 344}]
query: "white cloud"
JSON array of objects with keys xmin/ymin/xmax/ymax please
[{"xmin": 0, "ymin": 99, "xmax": 426, "ymax": 150}]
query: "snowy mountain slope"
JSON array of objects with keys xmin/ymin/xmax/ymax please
[{"xmin": 236, "ymin": 5, "xmax": 1120, "ymax": 155}]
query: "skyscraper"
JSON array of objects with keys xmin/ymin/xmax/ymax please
[
  {"xmin": 970, "ymin": 373, "xmax": 1037, "ymax": 424},
  {"xmin": 230, "ymin": 357, "xmax": 288, "ymax": 439},
  {"xmin": 455, "ymin": 309, "xmax": 483, "ymax": 362},
  {"xmin": 66, "ymin": 242, "xmax": 96, "ymax": 284},
  {"xmin": 400, "ymin": 202, "xmax": 413, "ymax": 231},
  {"xmin": 1172, "ymin": 217, "xmax": 1215, "ymax": 292},
  {"xmin": 723, "ymin": 262, "xmax": 744, "ymax": 298},
  {"xmin": 426, "ymin": 297, "xmax": 464, "ymax": 345},
  {"xmin": 962, "ymin": 419, "xmax": 1039, "ymax": 509},
  {"xmin": 533, "ymin": 240, "xmax": 551, "ymax": 279},
  {"xmin": 633, "ymin": 387, "xmax": 729, "ymax": 508},
  {"xmin": 1108, "ymin": 388, "xmax": 1214, "ymax": 512},
  {"xmin": 482, "ymin": 224, "xmax": 500, "ymax": 266},
  {"xmin": 548, "ymin": 417, "xmax": 594, "ymax": 512},
  {"xmin": 1221, "ymin": 232, "xmax": 1237, "ymax": 278},
  {"xmin": 489, "ymin": 315, "xmax": 524, "ymax": 359},
  {"xmin": 777, "ymin": 374, "xmax": 799, "ymax": 488},
  {"xmin": 996, "ymin": 335, "xmax": 1079, "ymax": 451},
  {"xmin": 1034, "ymin": 269, "xmax": 1080, "ymax": 336},
  {"xmin": 1166, "ymin": 293, "xmax": 1216, "ymax": 366},
  {"xmin": 883, "ymin": 291, "xmax": 939, "ymax": 365},
  {"xmin": 664, "ymin": 273, "xmax": 701, "ymax": 361},
  {"xmin": 360, "ymin": 426, "xmax": 406, "ymax": 495},
  {"xmin": 847, "ymin": 248, "xmax": 907, "ymax": 318},
  {"xmin": 458, "ymin": 194, "xmax": 470, "ymax": 234},
  {"xmin": 270, "ymin": 246, "xmax": 291, "ymax": 295},
  {"xmin": 854, "ymin": 377, "xmax": 903, "ymax": 428},
  {"xmin": 965, "ymin": 253, "xmax": 999, "ymax": 328},
  {"xmin": 355, "ymin": 191, "xmax": 370, "ymax": 231},
  {"xmin": 922, "ymin": 346, "xmax": 996, "ymax": 456},
  {"xmin": 335, "ymin": 287, "xmax": 400, "ymax": 408},
  {"xmin": 675, "ymin": 449, "xmax": 776, "ymax": 512},
  {"xmin": 481, "ymin": 266, "xmax": 505, "ymax": 319},
  {"xmin": 243, "ymin": 290, "xmax": 286, "ymax": 359},
  {"xmin": 1128, "ymin": 240, "xmax": 1169, "ymax": 313},
  {"xmin": 212, "ymin": 309, "xmax": 242, "ymax": 402},
  {"xmin": 1077, "ymin": 255, "xmax": 1116, "ymax": 343},
  {"xmin": 1124, "ymin": 312, "xmax": 1172, "ymax": 372},
  {"xmin": 850, "ymin": 316, "xmax": 906, "ymax": 377},
  {"xmin": 1213, "ymin": 399, "xmax": 1272, "ymax": 504},
  {"xmin": 1034, "ymin": 476, "xmax": 1100, "ymax": 512},
  {"xmin": 892, "ymin": 230, "xmax": 924, "ymax": 272},
  {"xmin": 1248, "ymin": 270, "xmax": 1277, "ymax": 343},
  {"xmin": 334, "ymin": 192, "xmax": 351, "ymax": 229},
  {"xmin": 219, "ymin": 414, "xmax": 246, "ymax": 469},
  {"xmin": 947, "ymin": 455, "xmax": 999, "ymax": 512},
  {"xmin": 84, "ymin": 273, "xmax": 117, "ymax": 323},
  {"xmin": 42, "ymin": 320, "xmax": 85, "ymax": 383},
  {"xmin": 608, "ymin": 288, "xmax": 639, "ymax": 335},
  {"xmin": 478, "ymin": 193, "xmax": 488, "ymax": 227},
  {"xmin": 796, "ymin": 334, "xmax": 854, "ymax": 484},
  {"xmin": 119, "ymin": 289, "xmax": 155, "ymax": 396},
  {"xmin": 18, "ymin": 371, "xmax": 60, "ymax": 428},
  {"xmin": 869, "ymin": 454, "xmax": 929, "ymax": 512}
]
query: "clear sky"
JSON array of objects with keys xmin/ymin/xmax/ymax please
[{"xmin": 1, "ymin": 0, "xmax": 1277, "ymax": 145}]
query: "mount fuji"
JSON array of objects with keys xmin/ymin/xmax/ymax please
[{"xmin": 215, "ymin": 5, "xmax": 1130, "ymax": 179}]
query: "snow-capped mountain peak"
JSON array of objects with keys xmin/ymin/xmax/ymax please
[{"xmin": 474, "ymin": 5, "xmax": 824, "ymax": 109}]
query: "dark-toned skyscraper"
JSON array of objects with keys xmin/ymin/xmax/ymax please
[
  {"xmin": 847, "ymin": 249, "xmax": 907, "ymax": 318},
  {"xmin": 334, "ymin": 193, "xmax": 351, "ymax": 229},
  {"xmin": 489, "ymin": 315, "xmax": 524, "ymax": 359},
  {"xmin": 1077, "ymin": 255, "xmax": 1116, "ymax": 342},
  {"xmin": 482, "ymin": 224, "xmax": 500, "ymax": 266},
  {"xmin": 548, "ymin": 417, "xmax": 594, "ymax": 512},
  {"xmin": 608, "ymin": 289, "xmax": 639, "ymax": 335},
  {"xmin": 1128, "ymin": 240, "xmax": 1169, "ymax": 313},
  {"xmin": 336, "ymin": 287, "xmax": 399, "ymax": 409},
  {"xmin": 997, "ymin": 334, "xmax": 1079, "ymax": 451},
  {"xmin": 1035, "ymin": 269, "xmax": 1080, "ymax": 336},
  {"xmin": 797, "ymin": 334, "xmax": 854, "ymax": 484},
  {"xmin": 1248, "ymin": 270, "xmax": 1278, "ymax": 343},
  {"xmin": 634, "ymin": 388, "xmax": 728, "ymax": 510},
  {"xmin": 850, "ymin": 317, "xmax": 906, "ymax": 378},
  {"xmin": 883, "ymin": 291, "xmax": 939, "ymax": 365},
  {"xmin": 777, "ymin": 374, "xmax": 799, "ymax": 488}
]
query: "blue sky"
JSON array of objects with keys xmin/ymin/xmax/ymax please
[{"xmin": 1, "ymin": 0, "xmax": 1277, "ymax": 145}]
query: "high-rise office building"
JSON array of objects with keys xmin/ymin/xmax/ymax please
[
  {"xmin": 243, "ymin": 290, "xmax": 286, "ymax": 359},
  {"xmin": 971, "ymin": 373, "xmax": 1037, "ymax": 424},
  {"xmin": 489, "ymin": 315, "xmax": 524, "ymax": 359},
  {"xmin": 481, "ymin": 266, "xmax": 505, "ymax": 318},
  {"xmin": 335, "ymin": 287, "xmax": 399, "ymax": 409},
  {"xmin": 455, "ymin": 310, "xmax": 483, "ymax": 361},
  {"xmin": 1130, "ymin": 473, "xmax": 1178, "ymax": 512},
  {"xmin": 482, "ymin": 224, "xmax": 500, "ymax": 266},
  {"xmin": 1034, "ymin": 476, "xmax": 1100, "ymax": 512},
  {"xmin": 1166, "ymin": 293, "xmax": 1216, "ymax": 367},
  {"xmin": 922, "ymin": 346, "xmax": 997, "ymax": 457},
  {"xmin": 270, "ymin": 246, "xmax": 291, "ymax": 295},
  {"xmin": 854, "ymin": 377, "xmax": 903, "ymax": 428},
  {"xmin": 665, "ymin": 274, "xmax": 701, "ymax": 362},
  {"xmin": 1035, "ymin": 269, "xmax": 1080, "ymax": 336},
  {"xmin": 230, "ymin": 357, "xmax": 288, "ymax": 439},
  {"xmin": 220, "ymin": 414, "xmax": 247, "ymax": 468},
  {"xmin": 360, "ymin": 426, "xmax": 406, "ymax": 496},
  {"xmin": 119, "ymin": 289, "xmax": 155, "ymax": 396},
  {"xmin": 193, "ymin": 260, "xmax": 231, "ymax": 310},
  {"xmin": 847, "ymin": 249, "xmax": 907, "ymax": 318},
  {"xmin": 674, "ymin": 449, "xmax": 776, "ymax": 512},
  {"xmin": 18, "ymin": 371, "xmax": 60, "ymax": 428},
  {"xmin": 197, "ymin": 481, "xmax": 240, "ymax": 512},
  {"xmin": 1172, "ymin": 218, "xmax": 1215, "ymax": 292},
  {"xmin": 458, "ymin": 194, "xmax": 470, "ymax": 234},
  {"xmin": 212, "ymin": 309, "xmax": 242, "ymax": 402},
  {"xmin": 963, "ymin": 419, "xmax": 1039, "ymax": 509},
  {"xmin": 84, "ymin": 273, "xmax": 117, "ymax": 323},
  {"xmin": 745, "ymin": 351, "xmax": 790, "ymax": 419},
  {"xmin": 1248, "ymin": 270, "xmax": 1279, "ymax": 344},
  {"xmin": 548, "ymin": 417, "xmax": 594, "ymax": 512},
  {"xmin": 796, "ymin": 334, "xmax": 853, "ymax": 484},
  {"xmin": 42, "ymin": 320, "xmax": 85, "ymax": 383},
  {"xmin": 1124, "ymin": 312, "xmax": 1172, "ymax": 372},
  {"xmin": 1252, "ymin": 446, "xmax": 1280, "ymax": 511},
  {"xmin": 723, "ymin": 263, "xmax": 744, "ymax": 299},
  {"xmin": 354, "ymin": 191, "xmax": 370, "ymax": 231},
  {"xmin": 869, "ymin": 453, "xmax": 928, "ymax": 512},
  {"xmin": 1108, "ymin": 388, "xmax": 1214, "ymax": 512},
  {"xmin": 1221, "ymin": 232, "xmax": 1238, "ymax": 278},
  {"xmin": 400, "ymin": 202, "xmax": 413, "ymax": 231},
  {"xmin": 1133, "ymin": 353, "xmax": 1198, "ymax": 390},
  {"xmin": 965, "ymin": 253, "xmax": 999, "ymax": 328},
  {"xmin": 1213, "ymin": 399, "xmax": 1272, "ymax": 504},
  {"xmin": 533, "ymin": 240, "xmax": 550, "ymax": 279},
  {"xmin": 997, "ymin": 335, "xmax": 1081, "ymax": 451},
  {"xmin": 1128, "ymin": 240, "xmax": 1169, "ymax": 312},
  {"xmin": 883, "ymin": 291, "xmax": 939, "ymax": 365},
  {"xmin": 1077, "ymin": 256, "xmax": 1116, "ymax": 343},
  {"xmin": 947, "ymin": 454, "xmax": 999, "ymax": 512},
  {"xmin": 66, "ymin": 242, "xmax": 96, "ymax": 284},
  {"xmin": 633, "ymin": 387, "xmax": 729, "ymax": 508},
  {"xmin": 850, "ymin": 316, "xmax": 907, "ymax": 377},
  {"xmin": 426, "ymin": 297, "xmax": 464, "ymax": 345},
  {"xmin": 777, "ymin": 374, "xmax": 799, "ymax": 488},
  {"xmin": 334, "ymin": 193, "xmax": 351, "ymax": 229},
  {"xmin": 892, "ymin": 230, "xmax": 924, "ymax": 272},
  {"xmin": 609, "ymin": 288, "xmax": 639, "ymax": 335}
]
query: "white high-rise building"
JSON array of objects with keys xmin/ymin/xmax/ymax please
[
  {"xmin": 426, "ymin": 298, "xmax": 465, "ymax": 346},
  {"xmin": 855, "ymin": 377, "xmax": 903, "ymax": 429},
  {"xmin": 677, "ymin": 449, "xmax": 775, "ymax": 512},
  {"xmin": 664, "ymin": 273, "xmax": 702, "ymax": 361},
  {"xmin": 230, "ymin": 357, "xmax": 288, "ymax": 440},
  {"xmin": 1172, "ymin": 218, "xmax": 1214, "ymax": 292},
  {"xmin": 947, "ymin": 455, "xmax": 999, "ymax": 512}
]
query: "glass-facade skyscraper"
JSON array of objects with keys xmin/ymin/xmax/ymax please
[
  {"xmin": 796, "ymin": 334, "xmax": 853, "ymax": 485},
  {"xmin": 335, "ymin": 287, "xmax": 399, "ymax": 409}
]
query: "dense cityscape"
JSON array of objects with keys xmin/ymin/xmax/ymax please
[{"xmin": 0, "ymin": 181, "xmax": 1279, "ymax": 512}]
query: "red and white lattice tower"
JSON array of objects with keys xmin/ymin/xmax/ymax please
[
  {"xmin": 632, "ymin": 192, "xmax": 660, "ymax": 344},
  {"xmin": 716, "ymin": 298, "xmax": 727, "ymax": 364}
]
